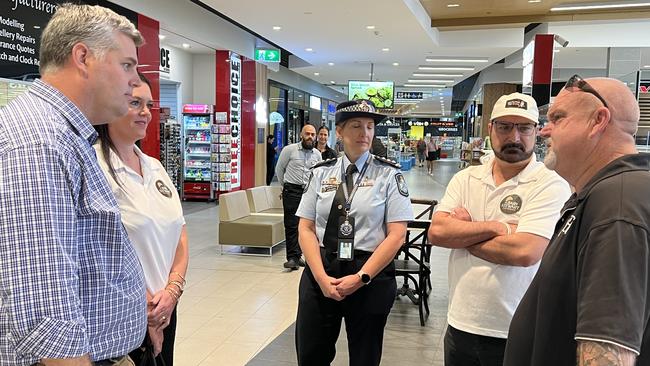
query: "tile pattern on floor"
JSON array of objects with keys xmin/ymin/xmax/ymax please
[{"xmin": 176, "ymin": 161, "xmax": 458, "ymax": 365}]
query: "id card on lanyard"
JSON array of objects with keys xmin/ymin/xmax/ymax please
[{"xmin": 337, "ymin": 156, "xmax": 371, "ymax": 261}]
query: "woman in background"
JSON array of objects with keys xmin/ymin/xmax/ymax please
[
  {"xmin": 316, "ymin": 125, "xmax": 338, "ymax": 160},
  {"xmin": 95, "ymin": 73, "xmax": 189, "ymax": 366}
]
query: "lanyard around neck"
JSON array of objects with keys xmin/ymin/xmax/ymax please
[{"xmin": 341, "ymin": 155, "xmax": 372, "ymax": 215}]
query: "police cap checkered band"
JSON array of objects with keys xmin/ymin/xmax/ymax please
[{"xmin": 335, "ymin": 99, "xmax": 386, "ymax": 125}]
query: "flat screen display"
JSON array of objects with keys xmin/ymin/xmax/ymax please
[{"xmin": 348, "ymin": 81, "xmax": 394, "ymax": 108}]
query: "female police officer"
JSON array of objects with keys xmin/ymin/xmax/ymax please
[{"xmin": 295, "ymin": 99, "xmax": 414, "ymax": 366}]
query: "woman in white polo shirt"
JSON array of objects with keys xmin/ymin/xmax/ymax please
[{"xmin": 94, "ymin": 73, "xmax": 188, "ymax": 366}]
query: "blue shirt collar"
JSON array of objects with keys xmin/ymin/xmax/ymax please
[
  {"xmin": 30, "ymin": 79, "xmax": 98, "ymax": 145},
  {"xmin": 343, "ymin": 150, "xmax": 370, "ymax": 173}
]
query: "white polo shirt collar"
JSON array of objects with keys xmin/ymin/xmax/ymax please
[
  {"xmin": 470, "ymin": 153, "xmax": 541, "ymax": 188},
  {"xmin": 109, "ymin": 145, "xmax": 160, "ymax": 186}
]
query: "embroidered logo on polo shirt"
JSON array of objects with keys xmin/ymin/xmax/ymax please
[
  {"xmin": 156, "ymin": 180, "xmax": 173, "ymax": 198},
  {"xmin": 500, "ymin": 194, "xmax": 522, "ymax": 214},
  {"xmin": 505, "ymin": 99, "xmax": 528, "ymax": 110}
]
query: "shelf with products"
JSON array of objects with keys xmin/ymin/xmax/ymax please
[
  {"xmin": 160, "ymin": 117, "xmax": 181, "ymax": 191},
  {"xmin": 211, "ymin": 114, "xmax": 233, "ymax": 193}
]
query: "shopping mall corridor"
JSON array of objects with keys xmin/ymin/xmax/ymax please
[{"xmin": 175, "ymin": 160, "xmax": 459, "ymax": 366}]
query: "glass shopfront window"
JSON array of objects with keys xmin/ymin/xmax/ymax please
[{"xmin": 269, "ymin": 85, "xmax": 288, "ymax": 150}]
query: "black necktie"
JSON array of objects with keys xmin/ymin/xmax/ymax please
[
  {"xmin": 323, "ymin": 163, "xmax": 357, "ymax": 255},
  {"xmin": 345, "ymin": 163, "xmax": 358, "ymax": 195}
]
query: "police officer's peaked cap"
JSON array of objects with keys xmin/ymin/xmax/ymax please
[{"xmin": 335, "ymin": 99, "xmax": 387, "ymax": 125}]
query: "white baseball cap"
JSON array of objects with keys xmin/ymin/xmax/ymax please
[{"xmin": 490, "ymin": 92, "xmax": 539, "ymax": 123}]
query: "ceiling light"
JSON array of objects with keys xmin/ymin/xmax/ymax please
[
  {"xmin": 447, "ymin": 3, "xmax": 460, "ymax": 7},
  {"xmin": 182, "ymin": 43, "xmax": 190, "ymax": 49},
  {"xmin": 419, "ymin": 66, "xmax": 475, "ymax": 71},
  {"xmin": 314, "ymin": 72, "xmax": 320, "ymax": 76},
  {"xmin": 408, "ymin": 79, "xmax": 455, "ymax": 83},
  {"xmin": 551, "ymin": 1, "xmax": 650, "ymax": 11},
  {"xmin": 644, "ymin": 65, "xmax": 650, "ymax": 68},
  {"xmin": 413, "ymin": 73, "xmax": 463, "ymax": 77},
  {"xmin": 328, "ymin": 62, "xmax": 334, "ymax": 66},
  {"xmin": 382, "ymin": 48, "xmax": 390, "ymax": 52},
  {"xmin": 330, "ymin": 81, "xmax": 336, "ymax": 84},
  {"xmin": 393, "ymin": 62, "xmax": 399, "ymax": 66},
  {"xmin": 366, "ymin": 25, "xmax": 376, "ymax": 29},
  {"xmin": 528, "ymin": 0, "xmax": 541, "ymax": 3},
  {"xmin": 404, "ymin": 84, "xmax": 446, "ymax": 88},
  {"xmin": 158, "ymin": 34, "xmax": 166, "ymax": 40},
  {"xmin": 33, "ymin": 25, "xmax": 41, "ymax": 29},
  {"xmin": 305, "ymin": 48, "xmax": 313, "ymax": 52},
  {"xmin": 273, "ymin": 26, "xmax": 282, "ymax": 30},
  {"xmin": 425, "ymin": 57, "xmax": 488, "ymax": 63}
]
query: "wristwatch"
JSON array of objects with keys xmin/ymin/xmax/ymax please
[{"xmin": 357, "ymin": 271, "xmax": 371, "ymax": 285}]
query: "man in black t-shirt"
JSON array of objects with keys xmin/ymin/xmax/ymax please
[{"xmin": 504, "ymin": 76, "xmax": 650, "ymax": 366}]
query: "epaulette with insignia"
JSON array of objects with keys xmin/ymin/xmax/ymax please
[
  {"xmin": 373, "ymin": 155, "xmax": 401, "ymax": 169},
  {"xmin": 312, "ymin": 158, "xmax": 337, "ymax": 169}
]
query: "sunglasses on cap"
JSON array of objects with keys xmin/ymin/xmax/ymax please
[{"xmin": 564, "ymin": 74, "xmax": 608, "ymax": 108}]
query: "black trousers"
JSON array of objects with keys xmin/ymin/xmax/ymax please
[
  {"xmin": 444, "ymin": 325, "xmax": 506, "ymax": 366},
  {"xmin": 266, "ymin": 160, "xmax": 274, "ymax": 185},
  {"xmin": 295, "ymin": 250, "xmax": 396, "ymax": 366},
  {"xmin": 282, "ymin": 183, "xmax": 303, "ymax": 260},
  {"xmin": 130, "ymin": 306, "xmax": 178, "ymax": 366}
]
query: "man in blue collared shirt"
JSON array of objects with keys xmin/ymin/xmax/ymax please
[{"xmin": 0, "ymin": 4, "xmax": 146, "ymax": 366}]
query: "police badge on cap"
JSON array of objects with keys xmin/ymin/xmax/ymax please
[{"xmin": 335, "ymin": 99, "xmax": 387, "ymax": 125}]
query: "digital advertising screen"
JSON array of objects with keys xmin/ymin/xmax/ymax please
[{"xmin": 348, "ymin": 80, "xmax": 394, "ymax": 108}]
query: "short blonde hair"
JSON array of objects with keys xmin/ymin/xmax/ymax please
[{"xmin": 39, "ymin": 3, "xmax": 144, "ymax": 74}]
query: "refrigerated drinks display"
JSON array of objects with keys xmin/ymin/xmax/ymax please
[{"xmin": 182, "ymin": 104, "xmax": 214, "ymax": 200}]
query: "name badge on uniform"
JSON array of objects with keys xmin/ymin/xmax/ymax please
[
  {"xmin": 321, "ymin": 177, "xmax": 340, "ymax": 193},
  {"xmin": 359, "ymin": 178, "xmax": 374, "ymax": 187},
  {"xmin": 337, "ymin": 216, "xmax": 355, "ymax": 261}
]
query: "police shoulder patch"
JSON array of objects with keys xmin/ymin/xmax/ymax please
[
  {"xmin": 395, "ymin": 173, "xmax": 409, "ymax": 197},
  {"xmin": 373, "ymin": 155, "xmax": 401, "ymax": 169},
  {"xmin": 312, "ymin": 158, "xmax": 337, "ymax": 169}
]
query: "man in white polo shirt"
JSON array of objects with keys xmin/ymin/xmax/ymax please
[{"xmin": 428, "ymin": 92, "xmax": 571, "ymax": 366}]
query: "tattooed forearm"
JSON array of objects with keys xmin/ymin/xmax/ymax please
[{"xmin": 576, "ymin": 341, "xmax": 637, "ymax": 366}]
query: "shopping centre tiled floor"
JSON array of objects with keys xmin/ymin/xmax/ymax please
[{"xmin": 175, "ymin": 160, "xmax": 459, "ymax": 365}]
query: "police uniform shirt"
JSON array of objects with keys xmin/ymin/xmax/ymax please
[
  {"xmin": 296, "ymin": 150, "xmax": 414, "ymax": 252},
  {"xmin": 94, "ymin": 144, "xmax": 185, "ymax": 294},
  {"xmin": 435, "ymin": 153, "xmax": 571, "ymax": 338},
  {"xmin": 275, "ymin": 142, "xmax": 322, "ymax": 186}
]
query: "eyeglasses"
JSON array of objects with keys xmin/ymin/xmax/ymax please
[
  {"xmin": 564, "ymin": 74, "xmax": 608, "ymax": 108},
  {"xmin": 493, "ymin": 121, "xmax": 538, "ymax": 136}
]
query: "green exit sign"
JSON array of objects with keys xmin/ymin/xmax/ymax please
[{"xmin": 255, "ymin": 48, "xmax": 280, "ymax": 62}]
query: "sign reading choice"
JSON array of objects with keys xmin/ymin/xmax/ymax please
[{"xmin": 254, "ymin": 48, "xmax": 280, "ymax": 63}]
